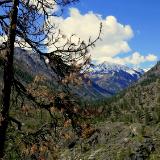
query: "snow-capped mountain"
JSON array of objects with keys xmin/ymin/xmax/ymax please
[
  {"xmin": 9, "ymin": 48, "xmax": 145, "ymax": 99},
  {"xmin": 85, "ymin": 61, "xmax": 145, "ymax": 97},
  {"xmin": 89, "ymin": 61, "xmax": 144, "ymax": 77}
]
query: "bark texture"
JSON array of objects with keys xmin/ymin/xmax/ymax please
[{"xmin": 0, "ymin": 0, "xmax": 19, "ymax": 158}]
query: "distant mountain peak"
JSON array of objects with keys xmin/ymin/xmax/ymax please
[
  {"xmin": 89, "ymin": 61, "xmax": 145, "ymax": 76},
  {"xmin": 11, "ymin": 48, "xmax": 146, "ymax": 99},
  {"xmin": 86, "ymin": 61, "xmax": 145, "ymax": 97}
]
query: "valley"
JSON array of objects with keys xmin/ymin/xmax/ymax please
[{"xmin": 0, "ymin": 48, "xmax": 159, "ymax": 159}]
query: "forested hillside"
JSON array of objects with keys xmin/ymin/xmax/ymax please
[
  {"xmin": 104, "ymin": 61, "xmax": 160, "ymax": 124},
  {"xmin": 0, "ymin": 0, "xmax": 159, "ymax": 159}
]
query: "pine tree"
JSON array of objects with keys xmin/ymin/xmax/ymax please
[{"xmin": 0, "ymin": 0, "xmax": 102, "ymax": 158}]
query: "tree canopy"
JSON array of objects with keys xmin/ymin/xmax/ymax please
[{"xmin": 0, "ymin": 0, "xmax": 101, "ymax": 158}]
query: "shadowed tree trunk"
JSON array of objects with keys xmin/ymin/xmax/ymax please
[
  {"xmin": 0, "ymin": 0, "xmax": 19, "ymax": 158},
  {"xmin": 0, "ymin": 0, "xmax": 101, "ymax": 158}
]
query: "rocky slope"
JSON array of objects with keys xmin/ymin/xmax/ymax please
[
  {"xmin": 59, "ymin": 61, "xmax": 160, "ymax": 160},
  {"xmin": 59, "ymin": 122, "xmax": 158, "ymax": 160}
]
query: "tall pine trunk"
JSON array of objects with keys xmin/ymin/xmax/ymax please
[{"xmin": 0, "ymin": 0, "xmax": 19, "ymax": 158}]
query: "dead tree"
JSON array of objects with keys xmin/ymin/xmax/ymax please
[
  {"xmin": 0, "ymin": 0, "xmax": 102, "ymax": 158},
  {"xmin": 0, "ymin": 0, "xmax": 19, "ymax": 157}
]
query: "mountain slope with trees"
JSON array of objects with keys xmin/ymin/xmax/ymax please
[
  {"xmin": 88, "ymin": 61, "xmax": 144, "ymax": 96},
  {"xmin": 103, "ymin": 61, "xmax": 160, "ymax": 124},
  {"xmin": 0, "ymin": 0, "xmax": 159, "ymax": 159},
  {"xmin": 58, "ymin": 61, "xmax": 160, "ymax": 160}
]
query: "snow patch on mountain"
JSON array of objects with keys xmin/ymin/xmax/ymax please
[
  {"xmin": 86, "ymin": 61, "xmax": 145, "ymax": 96},
  {"xmin": 89, "ymin": 61, "xmax": 145, "ymax": 78}
]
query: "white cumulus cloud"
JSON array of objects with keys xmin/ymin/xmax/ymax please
[
  {"xmin": 0, "ymin": 7, "xmax": 157, "ymax": 68},
  {"xmin": 48, "ymin": 8, "xmax": 158, "ymax": 67},
  {"xmin": 47, "ymin": 8, "xmax": 134, "ymax": 59},
  {"xmin": 99, "ymin": 52, "xmax": 158, "ymax": 66},
  {"xmin": 123, "ymin": 52, "xmax": 158, "ymax": 65},
  {"xmin": 146, "ymin": 54, "xmax": 157, "ymax": 61}
]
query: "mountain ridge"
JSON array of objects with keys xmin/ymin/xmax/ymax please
[
  {"xmin": 87, "ymin": 61, "xmax": 145, "ymax": 97},
  {"xmin": 0, "ymin": 48, "xmax": 146, "ymax": 99}
]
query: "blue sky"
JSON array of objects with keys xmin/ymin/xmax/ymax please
[
  {"xmin": 0, "ymin": 0, "xmax": 159, "ymax": 69},
  {"xmin": 61, "ymin": 0, "xmax": 160, "ymax": 69}
]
